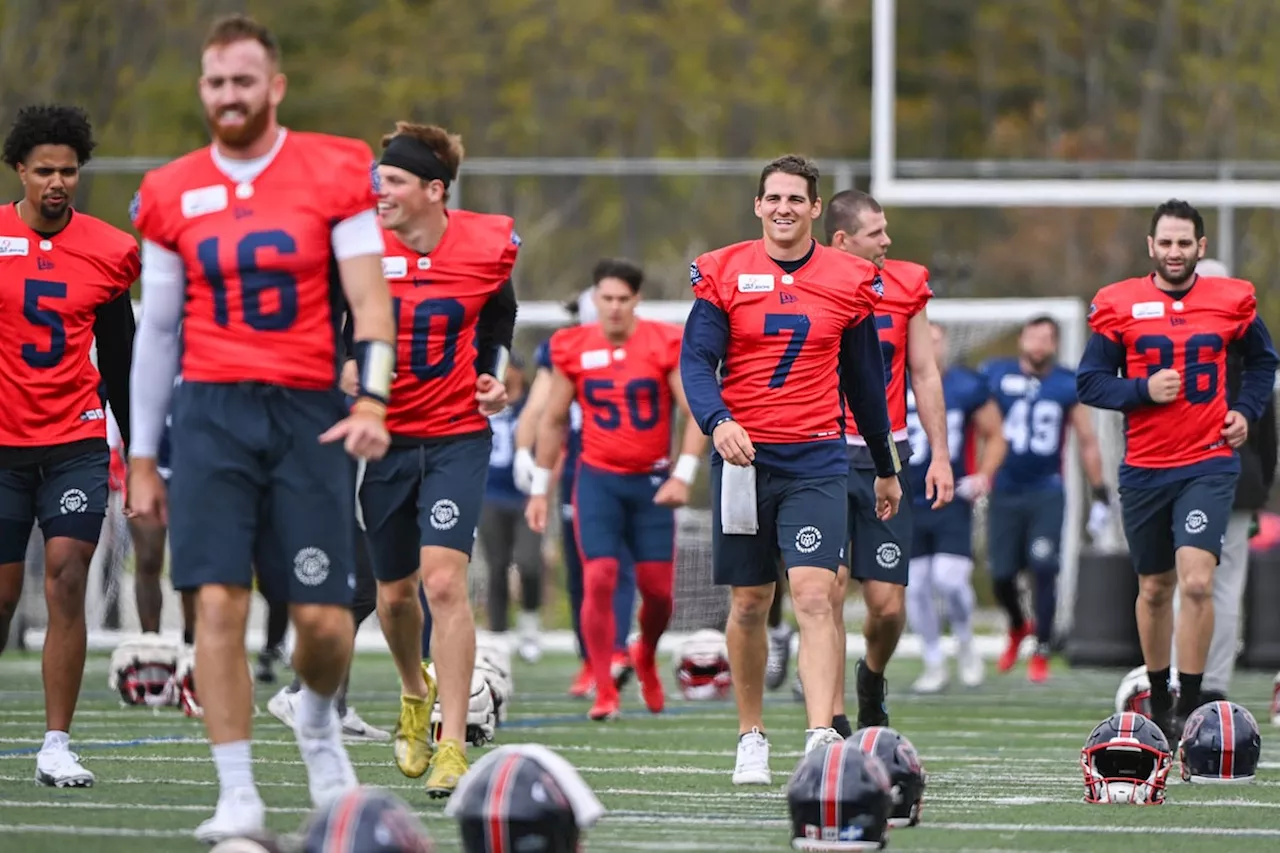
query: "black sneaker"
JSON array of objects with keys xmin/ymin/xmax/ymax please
[
  {"xmin": 255, "ymin": 646, "xmax": 281, "ymax": 684},
  {"xmin": 855, "ymin": 658, "xmax": 890, "ymax": 729}
]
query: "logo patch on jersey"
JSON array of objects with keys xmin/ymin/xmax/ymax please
[
  {"xmin": 294, "ymin": 547, "xmax": 331, "ymax": 587},
  {"xmin": 875, "ymin": 542, "xmax": 901, "ymax": 569},
  {"xmin": 779, "ymin": 291, "xmax": 799, "ymax": 305},
  {"xmin": 510, "ymin": 230, "xmax": 522, "ymax": 246},
  {"xmin": 369, "ymin": 159, "xmax": 382, "ymax": 195},
  {"xmin": 1185, "ymin": 509, "xmax": 1208, "ymax": 535},
  {"xmin": 430, "ymin": 499, "xmax": 460, "ymax": 531},
  {"xmin": 0, "ymin": 236, "xmax": 30, "ymax": 256},
  {"xmin": 129, "ymin": 191, "xmax": 142, "ymax": 224},
  {"xmin": 180, "ymin": 185, "xmax": 229, "ymax": 219},
  {"xmin": 382, "ymin": 256, "xmax": 409, "ymax": 279},
  {"xmin": 1089, "ymin": 302, "xmax": 1098, "ymax": 317},
  {"xmin": 795, "ymin": 525, "xmax": 822, "ymax": 554},
  {"xmin": 871, "ymin": 274, "xmax": 885, "ymax": 297},
  {"xmin": 417, "ymin": 257, "xmax": 431, "ymax": 270},
  {"xmin": 1000, "ymin": 374, "xmax": 1029, "ymax": 396},
  {"xmin": 738, "ymin": 274, "xmax": 774, "ymax": 293},
  {"xmin": 689, "ymin": 261, "xmax": 703, "ymax": 286},
  {"xmin": 580, "ymin": 349, "xmax": 610, "ymax": 370},
  {"xmin": 1131, "ymin": 301, "xmax": 1165, "ymax": 319}
]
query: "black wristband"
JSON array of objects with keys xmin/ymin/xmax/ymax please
[
  {"xmin": 1091, "ymin": 484, "xmax": 1110, "ymax": 503},
  {"xmin": 866, "ymin": 432, "xmax": 901, "ymax": 479}
]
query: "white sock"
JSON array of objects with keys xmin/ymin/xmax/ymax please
[
  {"xmin": 906, "ymin": 557, "xmax": 943, "ymax": 667},
  {"xmin": 297, "ymin": 685, "xmax": 336, "ymax": 731},
  {"xmin": 211, "ymin": 740, "xmax": 254, "ymax": 794},
  {"xmin": 42, "ymin": 731, "xmax": 69, "ymax": 752},
  {"xmin": 934, "ymin": 554, "xmax": 976, "ymax": 646}
]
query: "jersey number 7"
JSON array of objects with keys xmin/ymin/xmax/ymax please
[
  {"xmin": 197, "ymin": 230, "xmax": 299, "ymax": 332},
  {"xmin": 764, "ymin": 313, "xmax": 810, "ymax": 388}
]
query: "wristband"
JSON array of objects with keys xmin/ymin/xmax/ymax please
[
  {"xmin": 530, "ymin": 466, "xmax": 552, "ymax": 497},
  {"xmin": 867, "ymin": 432, "xmax": 901, "ymax": 479},
  {"xmin": 479, "ymin": 345, "xmax": 510, "ymax": 379},
  {"xmin": 353, "ymin": 339, "xmax": 396, "ymax": 405},
  {"xmin": 351, "ymin": 398, "xmax": 386, "ymax": 418},
  {"xmin": 1091, "ymin": 484, "xmax": 1111, "ymax": 504},
  {"xmin": 672, "ymin": 453, "xmax": 700, "ymax": 484}
]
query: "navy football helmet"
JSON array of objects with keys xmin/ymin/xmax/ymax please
[
  {"xmin": 848, "ymin": 727, "xmax": 926, "ymax": 827},
  {"xmin": 302, "ymin": 787, "xmax": 434, "ymax": 852},
  {"xmin": 446, "ymin": 745, "xmax": 604, "ymax": 853},
  {"xmin": 209, "ymin": 835, "xmax": 286, "ymax": 853},
  {"xmin": 787, "ymin": 739, "xmax": 894, "ymax": 851},
  {"xmin": 1080, "ymin": 711, "xmax": 1171, "ymax": 805},
  {"xmin": 1179, "ymin": 700, "xmax": 1262, "ymax": 784}
]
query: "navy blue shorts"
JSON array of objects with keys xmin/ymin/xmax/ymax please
[
  {"xmin": 846, "ymin": 466, "xmax": 913, "ymax": 586},
  {"xmin": 167, "ymin": 382, "xmax": 356, "ymax": 606},
  {"xmin": 912, "ymin": 499, "xmax": 973, "ymax": 560},
  {"xmin": 360, "ymin": 436, "xmax": 491, "ymax": 583},
  {"xmin": 572, "ymin": 462, "xmax": 674, "ymax": 565},
  {"xmin": 987, "ymin": 489, "xmax": 1065, "ymax": 580},
  {"xmin": 0, "ymin": 448, "xmax": 108, "ymax": 563},
  {"xmin": 710, "ymin": 459, "xmax": 846, "ymax": 587},
  {"xmin": 1120, "ymin": 473, "xmax": 1238, "ymax": 576}
]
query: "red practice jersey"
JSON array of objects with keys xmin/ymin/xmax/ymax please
[
  {"xmin": 690, "ymin": 240, "xmax": 881, "ymax": 444},
  {"xmin": 383, "ymin": 210, "xmax": 519, "ymax": 438},
  {"xmin": 550, "ymin": 319, "xmax": 683, "ymax": 475},
  {"xmin": 847, "ymin": 258, "xmax": 932, "ymax": 439},
  {"xmin": 132, "ymin": 131, "xmax": 376, "ymax": 390},
  {"xmin": 0, "ymin": 204, "xmax": 139, "ymax": 447},
  {"xmin": 1088, "ymin": 275, "xmax": 1257, "ymax": 470}
]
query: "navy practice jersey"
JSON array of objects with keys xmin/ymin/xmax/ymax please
[
  {"xmin": 906, "ymin": 367, "xmax": 991, "ymax": 506},
  {"xmin": 485, "ymin": 397, "xmax": 527, "ymax": 508},
  {"xmin": 535, "ymin": 339, "xmax": 584, "ymax": 497},
  {"xmin": 981, "ymin": 357, "xmax": 1078, "ymax": 494}
]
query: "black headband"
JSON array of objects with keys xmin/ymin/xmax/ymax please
[{"xmin": 380, "ymin": 134, "xmax": 453, "ymax": 186}]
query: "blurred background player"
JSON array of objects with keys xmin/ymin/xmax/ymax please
[
  {"xmin": 823, "ymin": 189, "xmax": 953, "ymax": 734},
  {"xmin": 479, "ymin": 354, "xmax": 546, "ymax": 662},
  {"xmin": 526, "ymin": 258, "xmax": 705, "ymax": 721},
  {"xmin": 681, "ymin": 155, "xmax": 899, "ymax": 783},
  {"xmin": 1078, "ymin": 200, "xmax": 1278, "ymax": 743},
  {"xmin": 127, "ymin": 14, "xmax": 395, "ymax": 841},
  {"xmin": 361, "ymin": 121, "xmax": 518, "ymax": 798},
  {"xmin": 0, "ymin": 104, "xmax": 138, "ymax": 788},
  {"xmin": 905, "ymin": 323, "xmax": 1007, "ymax": 693},
  {"xmin": 980, "ymin": 315, "xmax": 1107, "ymax": 683},
  {"xmin": 515, "ymin": 290, "xmax": 639, "ymax": 698}
]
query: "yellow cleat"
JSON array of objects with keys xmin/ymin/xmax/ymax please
[
  {"xmin": 424, "ymin": 738, "xmax": 469, "ymax": 799},
  {"xmin": 393, "ymin": 662, "xmax": 437, "ymax": 778}
]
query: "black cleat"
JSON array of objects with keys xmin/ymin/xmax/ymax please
[{"xmin": 855, "ymin": 658, "xmax": 890, "ymax": 729}]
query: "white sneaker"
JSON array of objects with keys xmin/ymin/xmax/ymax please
[
  {"xmin": 912, "ymin": 661, "xmax": 949, "ymax": 695},
  {"xmin": 193, "ymin": 786, "xmax": 265, "ymax": 844},
  {"xmin": 295, "ymin": 711, "xmax": 358, "ymax": 809},
  {"xmin": 517, "ymin": 612, "xmax": 543, "ymax": 663},
  {"xmin": 804, "ymin": 727, "xmax": 843, "ymax": 755},
  {"xmin": 958, "ymin": 642, "xmax": 985, "ymax": 688},
  {"xmin": 35, "ymin": 747, "xmax": 94, "ymax": 788},
  {"xmin": 732, "ymin": 727, "xmax": 772, "ymax": 785},
  {"xmin": 341, "ymin": 706, "xmax": 391, "ymax": 741},
  {"xmin": 267, "ymin": 686, "xmax": 299, "ymax": 728}
]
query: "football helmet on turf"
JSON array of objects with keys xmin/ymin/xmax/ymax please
[
  {"xmin": 209, "ymin": 833, "xmax": 286, "ymax": 853},
  {"xmin": 474, "ymin": 634, "xmax": 513, "ymax": 726},
  {"xmin": 446, "ymin": 744, "xmax": 604, "ymax": 853},
  {"xmin": 1114, "ymin": 665, "xmax": 1180, "ymax": 717},
  {"xmin": 849, "ymin": 727, "xmax": 926, "ymax": 827},
  {"xmin": 1080, "ymin": 711, "xmax": 1172, "ymax": 804},
  {"xmin": 108, "ymin": 636, "xmax": 181, "ymax": 708},
  {"xmin": 301, "ymin": 787, "xmax": 434, "ymax": 852},
  {"xmin": 673, "ymin": 629, "xmax": 732, "ymax": 701},
  {"xmin": 425, "ymin": 662, "xmax": 496, "ymax": 746},
  {"xmin": 787, "ymin": 739, "xmax": 894, "ymax": 851},
  {"xmin": 1179, "ymin": 700, "xmax": 1262, "ymax": 784}
]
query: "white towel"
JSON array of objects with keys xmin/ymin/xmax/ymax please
[{"xmin": 720, "ymin": 463, "xmax": 759, "ymax": 534}]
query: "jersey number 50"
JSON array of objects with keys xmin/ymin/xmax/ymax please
[
  {"xmin": 583, "ymin": 378, "xmax": 661, "ymax": 431},
  {"xmin": 197, "ymin": 231, "xmax": 298, "ymax": 332}
]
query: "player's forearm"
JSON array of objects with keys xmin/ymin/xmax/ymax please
[
  {"xmin": 679, "ymin": 299, "xmax": 732, "ymax": 434},
  {"xmin": 94, "ymin": 294, "xmax": 137, "ymax": 453},
  {"xmin": 1232, "ymin": 318, "xmax": 1280, "ymax": 422},
  {"xmin": 515, "ymin": 372, "xmax": 551, "ymax": 449},
  {"xmin": 533, "ymin": 411, "xmax": 568, "ymax": 471},
  {"xmin": 912, "ymin": 366, "xmax": 950, "ymax": 461},
  {"xmin": 1076, "ymin": 334, "xmax": 1151, "ymax": 411},
  {"xmin": 840, "ymin": 319, "xmax": 899, "ymax": 477},
  {"xmin": 474, "ymin": 279, "xmax": 518, "ymax": 376},
  {"xmin": 975, "ymin": 433, "xmax": 1007, "ymax": 480},
  {"xmin": 339, "ymin": 255, "xmax": 397, "ymax": 407},
  {"xmin": 677, "ymin": 417, "xmax": 708, "ymax": 461},
  {"xmin": 1079, "ymin": 439, "xmax": 1105, "ymax": 489}
]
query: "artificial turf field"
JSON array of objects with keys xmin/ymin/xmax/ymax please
[{"xmin": 2, "ymin": 651, "xmax": 1280, "ymax": 852}]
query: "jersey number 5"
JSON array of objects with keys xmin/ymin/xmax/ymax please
[
  {"xmin": 583, "ymin": 378, "xmax": 661, "ymax": 431},
  {"xmin": 197, "ymin": 230, "xmax": 299, "ymax": 332},
  {"xmin": 21, "ymin": 279, "xmax": 67, "ymax": 369},
  {"xmin": 1135, "ymin": 333, "xmax": 1223, "ymax": 404}
]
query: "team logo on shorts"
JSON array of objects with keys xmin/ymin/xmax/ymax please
[
  {"xmin": 795, "ymin": 525, "xmax": 822, "ymax": 555},
  {"xmin": 294, "ymin": 547, "xmax": 331, "ymax": 587},
  {"xmin": 59, "ymin": 488, "xmax": 88, "ymax": 514},
  {"xmin": 1030, "ymin": 537, "xmax": 1055, "ymax": 560},
  {"xmin": 875, "ymin": 542, "xmax": 901, "ymax": 570},
  {"xmin": 430, "ymin": 499, "xmax": 461, "ymax": 531},
  {"xmin": 1185, "ymin": 509, "xmax": 1208, "ymax": 535}
]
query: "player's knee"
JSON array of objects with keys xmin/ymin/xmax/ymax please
[
  {"xmin": 730, "ymin": 585, "xmax": 773, "ymax": 626},
  {"xmin": 829, "ymin": 565, "xmax": 849, "ymax": 605},
  {"xmin": 291, "ymin": 603, "xmax": 353, "ymax": 649},
  {"xmin": 1177, "ymin": 570, "xmax": 1214, "ymax": 605},
  {"xmin": 864, "ymin": 582, "xmax": 905, "ymax": 624},
  {"xmin": 43, "ymin": 547, "xmax": 92, "ymax": 612},
  {"xmin": 789, "ymin": 571, "xmax": 835, "ymax": 621},
  {"xmin": 1137, "ymin": 574, "xmax": 1176, "ymax": 609},
  {"xmin": 421, "ymin": 563, "xmax": 467, "ymax": 612},
  {"xmin": 194, "ymin": 585, "xmax": 251, "ymax": 637}
]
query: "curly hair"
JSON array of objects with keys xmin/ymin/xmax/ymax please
[{"xmin": 2, "ymin": 104, "xmax": 96, "ymax": 170}]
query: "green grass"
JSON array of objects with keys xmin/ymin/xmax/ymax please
[{"xmin": 2, "ymin": 651, "xmax": 1279, "ymax": 851}]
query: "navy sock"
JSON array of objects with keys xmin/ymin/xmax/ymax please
[
  {"xmin": 1032, "ymin": 571, "xmax": 1057, "ymax": 644},
  {"xmin": 993, "ymin": 579, "xmax": 1024, "ymax": 630}
]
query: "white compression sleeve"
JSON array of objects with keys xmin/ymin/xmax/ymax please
[
  {"xmin": 331, "ymin": 209, "xmax": 384, "ymax": 261},
  {"xmin": 130, "ymin": 240, "xmax": 186, "ymax": 458}
]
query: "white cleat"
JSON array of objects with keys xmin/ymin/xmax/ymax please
[
  {"xmin": 295, "ymin": 711, "xmax": 359, "ymax": 809},
  {"xmin": 958, "ymin": 642, "xmax": 985, "ymax": 688},
  {"xmin": 341, "ymin": 706, "xmax": 391, "ymax": 742},
  {"xmin": 35, "ymin": 747, "xmax": 94, "ymax": 788},
  {"xmin": 804, "ymin": 727, "xmax": 844, "ymax": 755},
  {"xmin": 193, "ymin": 786, "xmax": 265, "ymax": 844},
  {"xmin": 733, "ymin": 727, "xmax": 772, "ymax": 785},
  {"xmin": 517, "ymin": 613, "xmax": 543, "ymax": 663},
  {"xmin": 912, "ymin": 661, "xmax": 949, "ymax": 695},
  {"xmin": 267, "ymin": 686, "xmax": 299, "ymax": 729}
]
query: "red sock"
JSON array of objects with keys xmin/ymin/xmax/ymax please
[
  {"xmin": 581, "ymin": 558, "xmax": 620, "ymax": 697},
  {"xmin": 635, "ymin": 560, "xmax": 674, "ymax": 660}
]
